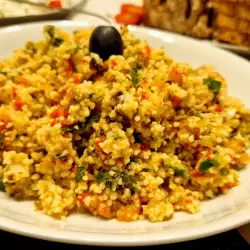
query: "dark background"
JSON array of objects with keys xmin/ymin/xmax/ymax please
[{"xmin": 0, "ymin": 229, "xmax": 249, "ymax": 250}]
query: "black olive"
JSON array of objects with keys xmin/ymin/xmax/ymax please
[{"xmin": 89, "ymin": 26, "xmax": 123, "ymax": 61}]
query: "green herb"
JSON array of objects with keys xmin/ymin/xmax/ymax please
[
  {"xmin": 90, "ymin": 58, "xmax": 107, "ymax": 73},
  {"xmin": 0, "ymin": 71, "xmax": 7, "ymax": 76},
  {"xmin": 62, "ymin": 126, "xmax": 77, "ymax": 132},
  {"xmin": 213, "ymin": 149, "xmax": 218, "ymax": 154},
  {"xmin": 56, "ymin": 152, "xmax": 67, "ymax": 160},
  {"xmin": 199, "ymin": 159, "xmax": 219, "ymax": 172},
  {"xmin": 26, "ymin": 42, "xmax": 37, "ymax": 52},
  {"xmin": 133, "ymin": 132, "xmax": 142, "ymax": 143},
  {"xmin": 113, "ymin": 135, "xmax": 123, "ymax": 140},
  {"xmin": 53, "ymin": 38, "xmax": 64, "ymax": 47},
  {"xmin": 174, "ymin": 168, "xmax": 185, "ymax": 176},
  {"xmin": 95, "ymin": 170, "xmax": 111, "ymax": 184},
  {"xmin": 203, "ymin": 78, "xmax": 222, "ymax": 94},
  {"xmin": 0, "ymin": 180, "xmax": 5, "ymax": 192},
  {"xmin": 220, "ymin": 167, "xmax": 229, "ymax": 176},
  {"xmin": 87, "ymin": 115, "xmax": 100, "ymax": 125},
  {"xmin": 75, "ymin": 167, "xmax": 85, "ymax": 181},
  {"xmin": 45, "ymin": 25, "xmax": 55, "ymax": 39},
  {"xmin": 131, "ymin": 66, "xmax": 140, "ymax": 86},
  {"xmin": 143, "ymin": 168, "xmax": 152, "ymax": 172}
]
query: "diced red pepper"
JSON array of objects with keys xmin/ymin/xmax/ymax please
[
  {"xmin": 81, "ymin": 59, "xmax": 89, "ymax": 64},
  {"xmin": 115, "ymin": 12, "xmax": 141, "ymax": 25},
  {"xmin": 121, "ymin": 4, "xmax": 145, "ymax": 19},
  {"xmin": 216, "ymin": 106, "xmax": 223, "ymax": 112},
  {"xmin": 76, "ymin": 192, "xmax": 90, "ymax": 204},
  {"xmin": 0, "ymin": 122, "xmax": 7, "ymax": 131},
  {"xmin": 12, "ymin": 88, "xmax": 17, "ymax": 98},
  {"xmin": 170, "ymin": 95, "xmax": 182, "ymax": 108},
  {"xmin": 112, "ymin": 60, "xmax": 117, "ymax": 68},
  {"xmin": 137, "ymin": 196, "xmax": 142, "ymax": 214},
  {"xmin": 49, "ymin": 0, "xmax": 62, "ymax": 8},
  {"xmin": 13, "ymin": 99, "xmax": 23, "ymax": 111},
  {"xmin": 73, "ymin": 75, "xmax": 80, "ymax": 84}
]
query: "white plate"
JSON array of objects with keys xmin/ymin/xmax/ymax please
[{"xmin": 0, "ymin": 21, "xmax": 250, "ymax": 246}]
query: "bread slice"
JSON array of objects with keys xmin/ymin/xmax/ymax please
[{"xmin": 143, "ymin": 0, "xmax": 212, "ymax": 39}]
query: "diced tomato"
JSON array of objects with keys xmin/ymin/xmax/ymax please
[
  {"xmin": 95, "ymin": 136, "xmax": 105, "ymax": 152},
  {"xmin": 112, "ymin": 60, "xmax": 117, "ymax": 68},
  {"xmin": 50, "ymin": 108, "xmax": 64, "ymax": 118},
  {"xmin": 145, "ymin": 45, "xmax": 151, "ymax": 57},
  {"xmin": 73, "ymin": 75, "xmax": 80, "ymax": 84},
  {"xmin": 66, "ymin": 60, "xmax": 73, "ymax": 77},
  {"xmin": 76, "ymin": 192, "xmax": 90, "ymax": 204},
  {"xmin": 170, "ymin": 95, "xmax": 182, "ymax": 108},
  {"xmin": 13, "ymin": 99, "xmax": 23, "ymax": 111},
  {"xmin": 192, "ymin": 171, "xmax": 201, "ymax": 177},
  {"xmin": 12, "ymin": 88, "xmax": 17, "ymax": 98},
  {"xmin": 216, "ymin": 106, "xmax": 223, "ymax": 112},
  {"xmin": 115, "ymin": 12, "xmax": 141, "ymax": 25},
  {"xmin": 142, "ymin": 92, "xmax": 148, "ymax": 100},
  {"xmin": 71, "ymin": 166, "xmax": 77, "ymax": 174},
  {"xmin": 170, "ymin": 67, "xmax": 182, "ymax": 83},
  {"xmin": 121, "ymin": 4, "xmax": 144, "ymax": 18},
  {"xmin": 49, "ymin": 0, "xmax": 62, "ymax": 8},
  {"xmin": 50, "ymin": 120, "xmax": 57, "ymax": 127},
  {"xmin": 140, "ymin": 144, "xmax": 148, "ymax": 151}
]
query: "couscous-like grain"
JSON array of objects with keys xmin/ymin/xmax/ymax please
[{"xmin": 0, "ymin": 25, "xmax": 249, "ymax": 222}]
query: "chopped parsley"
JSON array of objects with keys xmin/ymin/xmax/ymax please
[
  {"xmin": 0, "ymin": 71, "xmax": 7, "ymax": 76},
  {"xmin": 131, "ymin": 66, "xmax": 140, "ymax": 86},
  {"xmin": 164, "ymin": 165, "xmax": 186, "ymax": 177},
  {"xmin": 203, "ymin": 78, "xmax": 222, "ymax": 94},
  {"xmin": 199, "ymin": 159, "xmax": 218, "ymax": 172},
  {"xmin": 220, "ymin": 167, "xmax": 229, "ymax": 176},
  {"xmin": 56, "ymin": 152, "xmax": 67, "ymax": 160},
  {"xmin": 62, "ymin": 126, "xmax": 76, "ymax": 132},
  {"xmin": 26, "ymin": 42, "xmax": 37, "ymax": 52},
  {"xmin": 53, "ymin": 38, "xmax": 64, "ymax": 47},
  {"xmin": 143, "ymin": 168, "xmax": 152, "ymax": 172},
  {"xmin": 45, "ymin": 25, "xmax": 55, "ymax": 39},
  {"xmin": 75, "ymin": 166, "xmax": 85, "ymax": 181},
  {"xmin": 0, "ymin": 179, "xmax": 5, "ymax": 192}
]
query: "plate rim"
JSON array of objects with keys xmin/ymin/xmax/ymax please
[{"xmin": 0, "ymin": 20, "xmax": 250, "ymax": 246}]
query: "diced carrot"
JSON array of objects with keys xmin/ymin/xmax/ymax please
[
  {"xmin": 145, "ymin": 45, "xmax": 151, "ymax": 57},
  {"xmin": 112, "ymin": 60, "xmax": 117, "ymax": 68},
  {"xmin": 16, "ymin": 76, "xmax": 30, "ymax": 86},
  {"xmin": 115, "ymin": 12, "xmax": 141, "ymax": 25},
  {"xmin": 49, "ymin": 0, "xmax": 62, "ymax": 8},
  {"xmin": 13, "ymin": 99, "xmax": 23, "ymax": 111},
  {"xmin": 73, "ymin": 75, "xmax": 80, "ymax": 84},
  {"xmin": 170, "ymin": 95, "xmax": 182, "ymax": 108}
]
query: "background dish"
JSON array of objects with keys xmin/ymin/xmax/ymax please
[{"xmin": 0, "ymin": 21, "xmax": 250, "ymax": 246}]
